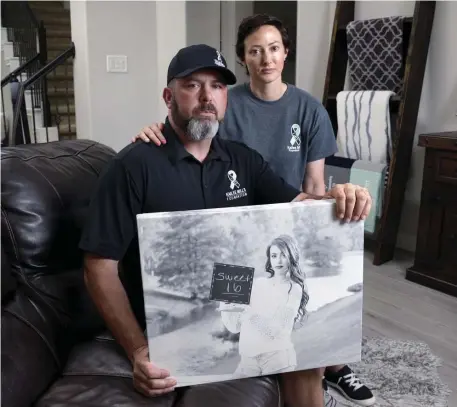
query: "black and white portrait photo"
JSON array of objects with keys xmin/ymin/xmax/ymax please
[{"xmin": 137, "ymin": 200, "xmax": 364, "ymax": 387}]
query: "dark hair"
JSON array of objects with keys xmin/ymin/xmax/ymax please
[
  {"xmin": 265, "ymin": 235, "xmax": 309, "ymax": 326},
  {"xmin": 235, "ymin": 14, "xmax": 291, "ymax": 73}
]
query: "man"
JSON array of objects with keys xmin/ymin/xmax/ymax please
[
  {"xmin": 79, "ymin": 44, "xmax": 371, "ymax": 407},
  {"xmin": 133, "ymin": 37, "xmax": 375, "ymax": 404}
]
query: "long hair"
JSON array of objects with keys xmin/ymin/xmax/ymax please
[{"xmin": 265, "ymin": 235, "xmax": 309, "ymax": 325}]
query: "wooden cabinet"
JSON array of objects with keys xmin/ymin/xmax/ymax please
[{"xmin": 406, "ymin": 131, "xmax": 457, "ymax": 297}]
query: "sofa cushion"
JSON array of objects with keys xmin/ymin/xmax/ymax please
[
  {"xmin": 1, "ymin": 139, "xmax": 116, "ymax": 278},
  {"xmin": 36, "ymin": 334, "xmax": 177, "ymax": 407},
  {"xmin": 62, "ymin": 332, "xmax": 133, "ymax": 377},
  {"xmin": 49, "ymin": 333, "xmax": 281, "ymax": 407},
  {"xmin": 35, "ymin": 376, "xmax": 178, "ymax": 407},
  {"xmin": 36, "ymin": 375, "xmax": 281, "ymax": 407},
  {"xmin": 175, "ymin": 376, "xmax": 281, "ymax": 407}
]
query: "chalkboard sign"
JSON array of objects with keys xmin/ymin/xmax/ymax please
[{"xmin": 209, "ymin": 263, "xmax": 255, "ymax": 305}]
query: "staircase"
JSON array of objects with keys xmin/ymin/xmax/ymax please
[
  {"xmin": 1, "ymin": 1, "xmax": 76, "ymax": 143},
  {"xmin": 28, "ymin": 1, "xmax": 76, "ymax": 140}
]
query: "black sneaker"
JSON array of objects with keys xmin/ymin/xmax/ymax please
[{"xmin": 325, "ymin": 365, "xmax": 376, "ymax": 406}]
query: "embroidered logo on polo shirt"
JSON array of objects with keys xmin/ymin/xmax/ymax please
[
  {"xmin": 214, "ymin": 51, "xmax": 225, "ymax": 68},
  {"xmin": 287, "ymin": 124, "xmax": 301, "ymax": 152},
  {"xmin": 226, "ymin": 170, "xmax": 247, "ymax": 201}
]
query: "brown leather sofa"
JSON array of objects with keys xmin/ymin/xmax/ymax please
[{"xmin": 1, "ymin": 140, "xmax": 281, "ymax": 407}]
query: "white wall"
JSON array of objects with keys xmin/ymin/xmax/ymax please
[
  {"xmin": 186, "ymin": 1, "xmax": 221, "ymax": 50},
  {"xmin": 70, "ymin": 1, "xmax": 93, "ymax": 148},
  {"xmin": 1, "ymin": 49, "xmax": 14, "ymax": 144},
  {"xmin": 71, "ymin": 0, "xmax": 224, "ymax": 153},
  {"xmin": 71, "ymin": 0, "xmax": 160, "ymax": 152},
  {"xmin": 296, "ymin": 1, "xmax": 330, "ymax": 100},
  {"xmin": 296, "ymin": 1, "xmax": 457, "ymax": 251},
  {"xmin": 155, "ymin": 1, "xmax": 186, "ymax": 121}
]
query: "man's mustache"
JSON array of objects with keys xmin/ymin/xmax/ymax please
[{"xmin": 193, "ymin": 104, "xmax": 217, "ymax": 115}]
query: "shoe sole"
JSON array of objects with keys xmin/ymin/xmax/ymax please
[{"xmin": 327, "ymin": 381, "xmax": 376, "ymax": 406}]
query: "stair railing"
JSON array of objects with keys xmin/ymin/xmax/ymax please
[
  {"xmin": 1, "ymin": 54, "xmax": 41, "ymax": 145},
  {"xmin": 1, "ymin": 1, "xmax": 51, "ymax": 133},
  {"xmin": 10, "ymin": 44, "xmax": 76, "ymax": 146}
]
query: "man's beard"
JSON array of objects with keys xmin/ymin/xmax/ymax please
[{"xmin": 171, "ymin": 98, "xmax": 220, "ymax": 141}]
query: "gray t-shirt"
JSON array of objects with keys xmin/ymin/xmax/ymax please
[{"xmin": 218, "ymin": 83, "xmax": 338, "ymax": 190}]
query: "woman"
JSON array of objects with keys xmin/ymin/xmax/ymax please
[
  {"xmin": 133, "ymin": 13, "xmax": 375, "ymax": 407},
  {"xmin": 220, "ymin": 235, "xmax": 308, "ymax": 377}
]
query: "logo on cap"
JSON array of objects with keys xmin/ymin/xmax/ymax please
[{"xmin": 214, "ymin": 51, "xmax": 225, "ymax": 68}]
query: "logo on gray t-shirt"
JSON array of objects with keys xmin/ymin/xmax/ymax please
[
  {"xmin": 219, "ymin": 84, "xmax": 338, "ymax": 190},
  {"xmin": 288, "ymin": 124, "xmax": 301, "ymax": 152}
]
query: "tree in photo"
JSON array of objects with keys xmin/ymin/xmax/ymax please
[
  {"xmin": 305, "ymin": 234, "xmax": 343, "ymax": 276},
  {"xmin": 292, "ymin": 205, "xmax": 343, "ymax": 276},
  {"xmin": 151, "ymin": 214, "xmax": 233, "ymax": 297}
]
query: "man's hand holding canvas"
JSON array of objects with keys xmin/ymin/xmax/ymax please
[
  {"xmin": 132, "ymin": 345, "xmax": 177, "ymax": 397},
  {"xmin": 293, "ymin": 183, "xmax": 372, "ymax": 223}
]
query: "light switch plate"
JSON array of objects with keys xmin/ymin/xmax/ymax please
[{"xmin": 106, "ymin": 55, "xmax": 128, "ymax": 73}]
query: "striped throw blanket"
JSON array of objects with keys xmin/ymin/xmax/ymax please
[{"xmin": 336, "ymin": 90, "xmax": 395, "ymax": 165}]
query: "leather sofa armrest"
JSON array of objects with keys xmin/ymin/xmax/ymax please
[{"xmin": 1, "ymin": 305, "xmax": 60, "ymax": 407}]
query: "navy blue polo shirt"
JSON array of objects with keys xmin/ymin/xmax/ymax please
[{"xmin": 79, "ymin": 119, "xmax": 300, "ymax": 326}]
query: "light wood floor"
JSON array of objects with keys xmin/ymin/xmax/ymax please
[{"xmin": 362, "ymin": 246, "xmax": 457, "ymax": 406}]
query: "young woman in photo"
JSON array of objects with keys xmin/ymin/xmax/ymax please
[
  {"xmin": 132, "ymin": 13, "xmax": 375, "ymax": 407},
  {"xmin": 219, "ymin": 235, "xmax": 308, "ymax": 377}
]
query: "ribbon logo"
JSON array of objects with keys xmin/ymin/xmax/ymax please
[
  {"xmin": 227, "ymin": 170, "xmax": 240, "ymax": 190},
  {"xmin": 214, "ymin": 50, "xmax": 225, "ymax": 67},
  {"xmin": 290, "ymin": 124, "xmax": 301, "ymax": 147}
]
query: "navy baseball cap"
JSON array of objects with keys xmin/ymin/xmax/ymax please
[{"xmin": 167, "ymin": 44, "xmax": 237, "ymax": 85}]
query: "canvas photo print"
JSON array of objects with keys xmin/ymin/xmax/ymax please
[{"xmin": 137, "ymin": 200, "xmax": 364, "ymax": 387}]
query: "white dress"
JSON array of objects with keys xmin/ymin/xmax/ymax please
[{"xmin": 220, "ymin": 277, "xmax": 302, "ymax": 358}]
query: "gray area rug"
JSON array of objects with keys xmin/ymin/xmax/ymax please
[{"xmin": 330, "ymin": 336, "xmax": 451, "ymax": 407}]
